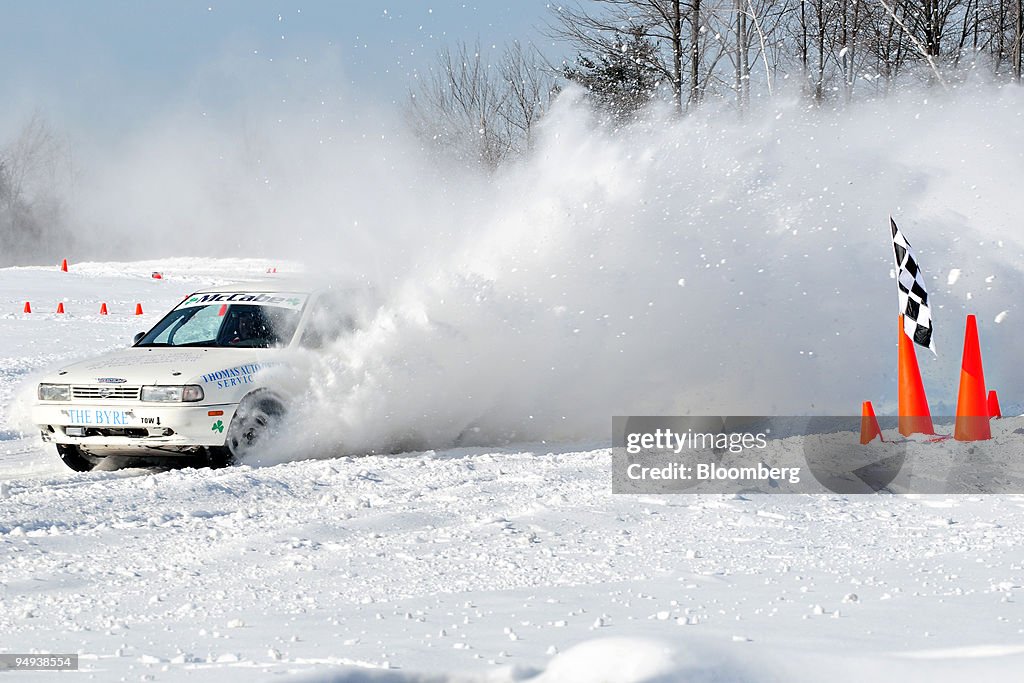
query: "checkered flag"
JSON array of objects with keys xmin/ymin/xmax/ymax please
[{"xmin": 891, "ymin": 217, "xmax": 935, "ymax": 353}]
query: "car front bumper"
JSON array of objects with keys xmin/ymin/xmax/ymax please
[{"xmin": 32, "ymin": 402, "xmax": 238, "ymax": 453}]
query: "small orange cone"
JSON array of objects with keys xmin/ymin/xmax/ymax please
[
  {"xmin": 860, "ymin": 401, "xmax": 884, "ymax": 444},
  {"xmin": 898, "ymin": 315, "xmax": 935, "ymax": 436},
  {"xmin": 99, "ymin": 302, "xmax": 108, "ymax": 315},
  {"xmin": 988, "ymin": 390, "xmax": 1002, "ymax": 419},
  {"xmin": 954, "ymin": 314, "xmax": 991, "ymax": 441},
  {"xmin": 56, "ymin": 302, "xmax": 65, "ymax": 314},
  {"xmin": 23, "ymin": 301, "xmax": 31, "ymax": 314},
  {"xmin": 60, "ymin": 259, "xmax": 68, "ymax": 272},
  {"xmin": 134, "ymin": 303, "xmax": 144, "ymax": 315}
]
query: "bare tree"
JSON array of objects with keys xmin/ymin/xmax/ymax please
[
  {"xmin": 876, "ymin": 0, "xmax": 953, "ymax": 88},
  {"xmin": 499, "ymin": 42, "xmax": 558, "ymax": 153},
  {"xmin": 812, "ymin": 0, "xmax": 843, "ymax": 101},
  {"xmin": 690, "ymin": 0, "xmax": 704, "ymax": 103},
  {"xmin": 0, "ymin": 114, "xmax": 73, "ymax": 265},
  {"xmin": 1012, "ymin": 0, "xmax": 1024, "ymax": 80},
  {"xmin": 735, "ymin": 0, "xmax": 750, "ymax": 106},
  {"xmin": 2, "ymin": 115, "xmax": 58, "ymax": 208},
  {"xmin": 409, "ymin": 41, "xmax": 510, "ymax": 168},
  {"xmin": 409, "ymin": 41, "xmax": 558, "ymax": 168},
  {"xmin": 838, "ymin": 0, "xmax": 865, "ymax": 100},
  {"xmin": 859, "ymin": 1, "xmax": 910, "ymax": 90}
]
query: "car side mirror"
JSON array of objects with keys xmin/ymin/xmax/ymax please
[{"xmin": 133, "ymin": 332, "xmax": 146, "ymax": 345}]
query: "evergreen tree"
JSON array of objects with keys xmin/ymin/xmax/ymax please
[{"xmin": 564, "ymin": 27, "xmax": 662, "ymax": 121}]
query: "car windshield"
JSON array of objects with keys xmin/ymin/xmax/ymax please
[{"xmin": 137, "ymin": 298, "xmax": 305, "ymax": 348}]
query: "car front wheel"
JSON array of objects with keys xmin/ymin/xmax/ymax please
[
  {"xmin": 56, "ymin": 444, "xmax": 104, "ymax": 472},
  {"xmin": 225, "ymin": 396, "xmax": 284, "ymax": 462}
]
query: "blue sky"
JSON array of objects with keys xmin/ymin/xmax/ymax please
[{"xmin": 0, "ymin": 1, "xmax": 556, "ymax": 136}]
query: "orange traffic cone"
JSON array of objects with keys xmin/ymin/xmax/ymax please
[
  {"xmin": 898, "ymin": 315, "xmax": 934, "ymax": 436},
  {"xmin": 860, "ymin": 401, "xmax": 884, "ymax": 444},
  {"xmin": 56, "ymin": 302, "xmax": 65, "ymax": 314},
  {"xmin": 60, "ymin": 258, "xmax": 68, "ymax": 272},
  {"xmin": 954, "ymin": 314, "xmax": 991, "ymax": 441},
  {"xmin": 99, "ymin": 302, "xmax": 108, "ymax": 315},
  {"xmin": 23, "ymin": 302, "xmax": 31, "ymax": 314},
  {"xmin": 988, "ymin": 390, "xmax": 1002, "ymax": 419},
  {"xmin": 134, "ymin": 303, "xmax": 144, "ymax": 315}
]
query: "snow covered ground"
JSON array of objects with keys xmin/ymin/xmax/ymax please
[{"xmin": 3, "ymin": 260, "xmax": 1024, "ymax": 682}]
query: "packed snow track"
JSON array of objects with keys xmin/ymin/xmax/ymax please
[{"xmin": 2, "ymin": 261, "xmax": 1024, "ymax": 682}]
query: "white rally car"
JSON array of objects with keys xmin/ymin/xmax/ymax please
[{"xmin": 32, "ymin": 281, "xmax": 359, "ymax": 471}]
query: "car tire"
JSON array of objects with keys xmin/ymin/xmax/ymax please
[
  {"xmin": 204, "ymin": 447, "xmax": 235, "ymax": 469},
  {"xmin": 56, "ymin": 444, "xmax": 103, "ymax": 472},
  {"xmin": 225, "ymin": 395, "xmax": 285, "ymax": 462}
]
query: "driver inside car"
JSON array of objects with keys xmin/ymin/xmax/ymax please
[{"xmin": 226, "ymin": 308, "xmax": 271, "ymax": 346}]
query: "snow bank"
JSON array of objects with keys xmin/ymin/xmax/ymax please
[
  {"xmin": 290, "ymin": 668, "xmax": 451, "ymax": 683},
  {"xmin": 526, "ymin": 637, "xmax": 760, "ymax": 683},
  {"xmin": 289, "ymin": 636, "xmax": 761, "ymax": 683},
  {"xmin": 287, "ymin": 636, "xmax": 1024, "ymax": 683}
]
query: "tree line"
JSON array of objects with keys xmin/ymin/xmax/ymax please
[
  {"xmin": 3, "ymin": 3, "xmax": 1020, "ymax": 262},
  {"xmin": 410, "ymin": 0, "xmax": 1024, "ymax": 166}
]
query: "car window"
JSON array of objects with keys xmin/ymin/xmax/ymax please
[
  {"xmin": 166, "ymin": 305, "xmax": 222, "ymax": 345},
  {"xmin": 137, "ymin": 303, "xmax": 303, "ymax": 348},
  {"xmin": 300, "ymin": 297, "xmax": 357, "ymax": 349},
  {"xmin": 218, "ymin": 305, "xmax": 301, "ymax": 347}
]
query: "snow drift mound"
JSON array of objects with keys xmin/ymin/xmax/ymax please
[
  {"xmin": 528, "ymin": 637, "xmax": 760, "ymax": 683},
  {"xmin": 287, "ymin": 637, "xmax": 763, "ymax": 683}
]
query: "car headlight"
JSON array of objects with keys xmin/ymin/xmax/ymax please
[
  {"xmin": 141, "ymin": 385, "xmax": 205, "ymax": 402},
  {"xmin": 182, "ymin": 385, "xmax": 205, "ymax": 402},
  {"xmin": 38, "ymin": 384, "xmax": 71, "ymax": 401}
]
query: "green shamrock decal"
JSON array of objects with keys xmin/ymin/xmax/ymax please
[{"xmin": 212, "ymin": 420, "xmax": 224, "ymax": 433}]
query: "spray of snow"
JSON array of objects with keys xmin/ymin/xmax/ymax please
[
  {"xmin": 29, "ymin": 75, "xmax": 1024, "ymax": 456},
  {"xmin": 272, "ymin": 88, "xmax": 1024, "ymax": 457}
]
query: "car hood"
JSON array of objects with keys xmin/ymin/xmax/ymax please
[{"xmin": 44, "ymin": 347, "xmax": 269, "ymax": 386}]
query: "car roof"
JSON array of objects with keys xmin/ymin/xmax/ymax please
[
  {"xmin": 189, "ymin": 278, "xmax": 373, "ymax": 298},
  {"xmin": 192, "ymin": 279, "xmax": 315, "ymax": 294}
]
